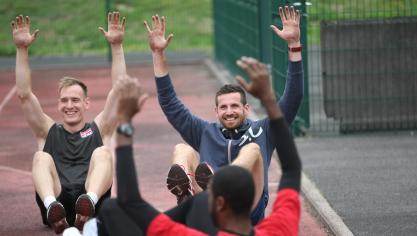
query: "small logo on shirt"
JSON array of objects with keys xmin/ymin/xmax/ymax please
[{"xmin": 80, "ymin": 128, "xmax": 93, "ymax": 138}]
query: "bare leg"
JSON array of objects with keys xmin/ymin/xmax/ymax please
[
  {"xmin": 172, "ymin": 143, "xmax": 202, "ymax": 192},
  {"xmin": 231, "ymin": 143, "xmax": 264, "ymax": 210},
  {"xmin": 85, "ymin": 146, "xmax": 113, "ymax": 197},
  {"xmin": 32, "ymin": 151, "xmax": 61, "ymax": 199}
]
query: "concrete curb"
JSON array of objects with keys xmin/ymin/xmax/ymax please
[
  {"xmin": 302, "ymin": 173, "xmax": 354, "ymax": 236},
  {"xmin": 204, "ymin": 58, "xmax": 353, "ymax": 236}
]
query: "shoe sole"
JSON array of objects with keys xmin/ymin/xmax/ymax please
[
  {"xmin": 74, "ymin": 195, "xmax": 95, "ymax": 231},
  {"xmin": 195, "ymin": 163, "xmax": 214, "ymax": 191},
  {"xmin": 166, "ymin": 164, "xmax": 191, "ymax": 197},
  {"xmin": 47, "ymin": 203, "xmax": 69, "ymax": 234}
]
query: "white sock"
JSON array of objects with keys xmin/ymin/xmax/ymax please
[
  {"xmin": 43, "ymin": 195, "xmax": 56, "ymax": 209},
  {"xmin": 87, "ymin": 192, "xmax": 98, "ymax": 205}
]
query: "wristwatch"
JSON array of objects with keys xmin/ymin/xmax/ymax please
[{"xmin": 117, "ymin": 123, "xmax": 134, "ymax": 137}]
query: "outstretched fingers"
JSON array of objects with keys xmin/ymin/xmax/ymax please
[
  {"xmin": 32, "ymin": 29, "xmax": 40, "ymax": 39},
  {"xmin": 121, "ymin": 17, "xmax": 126, "ymax": 30},
  {"xmin": 144, "ymin": 20, "xmax": 151, "ymax": 33},
  {"xmin": 161, "ymin": 16, "xmax": 166, "ymax": 33},
  {"xmin": 137, "ymin": 93, "xmax": 149, "ymax": 112},
  {"xmin": 166, "ymin": 33, "xmax": 174, "ymax": 44},
  {"xmin": 235, "ymin": 75, "xmax": 250, "ymax": 91}
]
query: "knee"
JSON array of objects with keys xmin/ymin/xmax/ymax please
[
  {"xmin": 91, "ymin": 146, "xmax": 112, "ymax": 162},
  {"xmin": 174, "ymin": 143, "xmax": 194, "ymax": 152},
  {"xmin": 241, "ymin": 142, "xmax": 261, "ymax": 154},
  {"xmin": 32, "ymin": 151, "xmax": 53, "ymax": 167},
  {"xmin": 173, "ymin": 143, "xmax": 196, "ymax": 157}
]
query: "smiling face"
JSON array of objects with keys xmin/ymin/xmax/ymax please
[
  {"xmin": 215, "ymin": 92, "xmax": 249, "ymax": 130},
  {"xmin": 58, "ymin": 84, "xmax": 89, "ymax": 131}
]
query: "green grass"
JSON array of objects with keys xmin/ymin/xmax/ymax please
[{"xmin": 1, "ymin": 0, "xmax": 212, "ymax": 56}]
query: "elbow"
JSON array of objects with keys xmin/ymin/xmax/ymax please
[{"xmin": 16, "ymin": 90, "xmax": 31, "ymax": 101}]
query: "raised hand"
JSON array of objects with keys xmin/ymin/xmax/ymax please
[
  {"xmin": 270, "ymin": 6, "xmax": 300, "ymax": 46},
  {"xmin": 99, "ymin": 12, "xmax": 126, "ymax": 45},
  {"xmin": 144, "ymin": 15, "xmax": 173, "ymax": 52},
  {"xmin": 235, "ymin": 57, "xmax": 275, "ymax": 103},
  {"xmin": 11, "ymin": 15, "xmax": 39, "ymax": 49},
  {"xmin": 115, "ymin": 75, "xmax": 148, "ymax": 121}
]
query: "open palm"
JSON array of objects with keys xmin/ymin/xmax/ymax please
[
  {"xmin": 99, "ymin": 12, "xmax": 125, "ymax": 44},
  {"xmin": 144, "ymin": 15, "xmax": 173, "ymax": 52},
  {"xmin": 11, "ymin": 15, "xmax": 39, "ymax": 48},
  {"xmin": 271, "ymin": 6, "xmax": 300, "ymax": 44}
]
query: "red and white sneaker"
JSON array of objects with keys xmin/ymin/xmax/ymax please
[
  {"xmin": 195, "ymin": 162, "xmax": 214, "ymax": 191},
  {"xmin": 74, "ymin": 194, "xmax": 95, "ymax": 232},
  {"xmin": 166, "ymin": 164, "xmax": 193, "ymax": 205},
  {"xmin": 46, "ymin": 201, "xmax": 69, "ymax": 234}
]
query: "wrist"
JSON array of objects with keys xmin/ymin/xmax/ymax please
[
  {"xmin": 111, "ymin": 43, "xmax": 123, "ymax": 51},
  {"xmin": 16, "ymin": 46, "xmax": 29, "ymax": 51},
  {"xmin": 118, "ymin": 116, "xmax": 132, "ymax": 123},
  {"xmin": 260, "ymin": 93, "xmax": 277, "ymax": 106},
  {"xmin": 117, "ymin": 122, "xmax": 135, "ymax": 138},
  {"xmin": 152, "ymin": 50, "xmax": 165, "ymax": 56},
  {"xmin": 288, "ymin": 40, "xmax": 301, "ymax": 48}
]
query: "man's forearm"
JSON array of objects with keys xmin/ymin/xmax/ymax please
[
  {"xmin": 15, "ymin": 48, "xmax": 32, "ymax": 97},
  {"xmin": 152, "ymin": 51, "xmax": 168, "ymax": 77},
  {"xmin": 111, "ymin": 44, "xmax": 127, "ymax": 86},
  {"xmin": 262, "ymin": 96, "xmax": 283, "ymax": 120}
]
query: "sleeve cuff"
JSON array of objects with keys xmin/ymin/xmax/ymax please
[{"xmin": 288, "ymin": 61, "xmax": 303, "ymax": 74}]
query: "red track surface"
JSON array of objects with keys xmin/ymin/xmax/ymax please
[{"xmin": 0, "ymin": 64, "xmax": 328, "ymax": 235}]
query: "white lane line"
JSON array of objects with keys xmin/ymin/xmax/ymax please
[
  {"xmin": 0, "ymin": 165, "xmax": 32, "ymax": 176},
  {"xmin": 0, "ymin": 86, "xmax": 17, "ymax": 114}
]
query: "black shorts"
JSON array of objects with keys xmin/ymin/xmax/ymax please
[{"xmin": 35, "ymin": 183, "xmax": 111, "ymax": 226}]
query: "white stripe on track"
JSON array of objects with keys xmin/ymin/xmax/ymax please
[
  {"xmin": 0, "ymin": 86, "xmax": 16, "ymax": 114},
  {"xmin": 0, "ymin": 165, "xmax": 32, "ymax": 176}
]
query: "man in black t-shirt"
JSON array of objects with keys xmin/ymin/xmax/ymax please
[{"xmin": 11, "ymin": 12, "xmax": 129, "ymax": 234}]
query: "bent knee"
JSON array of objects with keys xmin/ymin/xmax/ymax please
[
  {"xmin": 173, "ymin": 143, "xmax": 196, "ymax": 155},
  {"xmin": 242, "ymin": 142, "xmax": 261, "ymax": 153},
  {"xmin": 92, "ymin": 146, "xmax": 112, "ymax": 161},
  {"xmin": 32, "ymin": 151, "xmax": 53, "ymax": 166}
]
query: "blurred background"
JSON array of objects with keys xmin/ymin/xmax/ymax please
[{"xmin": 2, "ymin": 0, "xmax": 417, "ymax": 135}]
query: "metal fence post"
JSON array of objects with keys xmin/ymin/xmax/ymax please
[{"xmin": 258, "ymin": 0, "xmax": 272, "ymax": 64}]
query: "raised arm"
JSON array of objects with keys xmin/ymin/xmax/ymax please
[
  {"xmin": 271, "ymin": 6, "xmax": 304, "ymax": 124},
  {"xmin": 271, "ymin": 6, "xmax": 302, "ymax": 62},
  {"xmin": 236, "ymin": 57, "xmax": 301, "ymax": 190},
  {"xmin": 144, "ymin": 15, "xmax": 208, "ymax": 150},
  {"xmin": 144, "ymin": 15, "xmax": 173, "ymax": 77},
  {"xmin": 99, "ymin": 11, "xmax": 127, "ymax": 86},
  {"xmin": 12, "ymin": 15, "xmax": 54, "ymax": 149},
  {"xmin": 95, "ymin": 12, "xmax": 127, "ymax": 142},
  {"xmin": 238, "ymin": 52, "xmax": 301, "ymax": 236}
]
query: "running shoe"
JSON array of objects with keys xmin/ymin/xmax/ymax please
[
  {"xmin": 195, "ymin": 162, "xmax": 214, "ymax": 191},
  {"xmin": 166, "ymin": 164, "xmax": 193, "ymax": 205},
  {"xmin": 46, "ymin": 201, "xmax": 69, "ymax": 234},
  {"xmin": 74, "ymin": 194, "xmax": 95, "ymax": 231}
]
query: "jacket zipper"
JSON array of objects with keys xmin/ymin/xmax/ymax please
[{"xmin": 227, "ymin": 139, "xmax": 232, "ymax": 163}]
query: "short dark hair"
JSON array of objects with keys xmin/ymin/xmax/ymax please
[
  {"xmin": 215, "ymin": 84, "xmax": 247, "ymax": 106},
  {"xmin": 58, "ymin": 77, "xmax": 88, "ymax": 97},
  {"xmin": 211, "ymin": 165, "xmax": 254, "ymax": 216}
]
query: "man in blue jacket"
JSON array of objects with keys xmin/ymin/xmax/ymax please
[{"xmin": 145, "ymin": 6, "xmax": 303, "ymax": 224}]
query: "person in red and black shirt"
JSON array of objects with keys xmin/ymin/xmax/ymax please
[{"xmin": 95, "ymin": 39, "xmax": 302, "ymax": 235}]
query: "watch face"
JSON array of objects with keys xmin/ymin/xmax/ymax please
[{"xmin": 118, "ymin": 123, "xmax": 134, "ymax": 137}]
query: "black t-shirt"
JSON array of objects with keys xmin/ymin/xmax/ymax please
[{"xmin": 43, "ymin": 122, "xmax": 103, "ymax": 186}]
